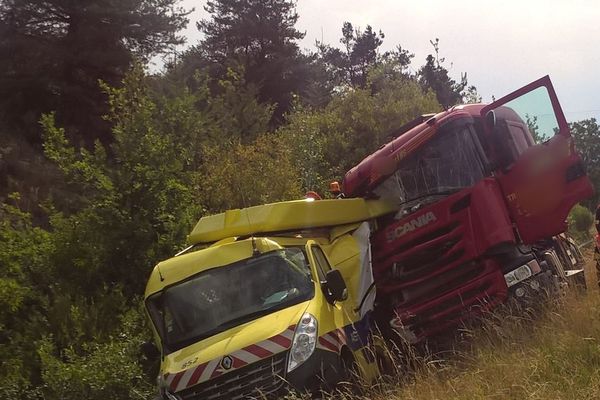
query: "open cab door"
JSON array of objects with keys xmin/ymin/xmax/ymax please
[{"xmin": 481, "ymin": 76, "xmax": 594, "ymax": 244}]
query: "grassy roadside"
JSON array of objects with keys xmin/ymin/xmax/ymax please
[
  {"xmin": 335, "ymin": 252, "xmax": 600, "ymax": 400},
  {"xmin": 380, "ymin": 296, "xmax": 600, "ymax": 399}
]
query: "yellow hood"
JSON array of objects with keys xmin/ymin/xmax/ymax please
[{"xmin": 162, "ymin": 300, "xmax": 309, "ymax": 393}]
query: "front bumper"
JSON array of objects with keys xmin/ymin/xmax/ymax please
[
  {"xmin": 167, "ymin": 349, "xmax": 345, "ymax": 400},
  {"xmin": 287, "ymin": 349, "xmax": 346, "ymax": 394}
]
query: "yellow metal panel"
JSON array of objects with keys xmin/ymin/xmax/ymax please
[
  {"xmin": 144, "ymin": 237, "xmax": 282, "ymax": 297},
  {"xmin": 146, "ymin": 231, "xmax": 381, "ymax": 388},
  {"xmin": 162, "ymin": 301, "xmax": 309, "ymax": 375},
  {"xmin": 187, "ymin": 198, "xmax": 395, "ymax": 245}
]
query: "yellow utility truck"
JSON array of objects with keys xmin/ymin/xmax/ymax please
[{"xmin": 144, "ymin": 198, "xmax": 394, "ymax": 399}]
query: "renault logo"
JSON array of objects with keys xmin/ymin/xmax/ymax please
[{"xmin": 221, "ymin": 355, "xmax": 233, "ymax": 370}]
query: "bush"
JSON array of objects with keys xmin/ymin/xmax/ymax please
[{"xmin": 568, "ymin": 204, "xmax": 594, "ymax": 240}]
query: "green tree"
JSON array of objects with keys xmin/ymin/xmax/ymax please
[
  {"xmin": 194, "ymin": 0, "xmax": 308, "ymax": 123},
  {"xmin": 40, "ymin": 67, "xmax": 208, "ymax": 296},
  {"xmin": 0, "ymin": 62, "xmax": 285, "ymax": 398},
  {"xmin": 0, "ymin": 195, "xmax": 52, "ymax": 397},
  {"xmin": 0, "ymin": 66, "xmax": 211, "ymax": 398},
  {"xmin": 201, "ymin": 134, "xmax": 303, "ymax": 212},
  {"xmin": 0, "ymin": 0, "xmax": 190, "ymax": 146},
  {"xmin": 317, "ymin": 22, "xmax": 413, "ymax": 89},
  {"xmin": 570, "ymin": 118, "xmax": 600, "ymax": 207},
  {"xmin": 279, "ymin": 68, "xmax": 441, "ymax": 194},
  {"xmin": 418, "ymin": 38, "xmax": 472, "ymax": 108}
]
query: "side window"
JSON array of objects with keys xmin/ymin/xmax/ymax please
[
  {"xmin": 311, "ymin": 245, "xmax": 332, "ymax": 282},
  {"xmin": 507, "ymin": 121, "xmax": 533, "ymax": 158},
  {"xmin": 493, "ymin": 115, "xmax": 534, "ymax": 169}
]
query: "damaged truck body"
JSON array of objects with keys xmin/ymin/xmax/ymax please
[
  {"xmin": 343, "ymin": 76, "xmax": 593, "ymax": 342},
  {"xmin": 144, "ymin": 76, "xmax": 594, "ymax": 398},
  {"xmin": 144, "ymin": 199, "xmax": 395, "ymax": 399}
]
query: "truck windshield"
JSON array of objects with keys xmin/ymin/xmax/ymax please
[
  {"xmin": 373, "ymin": 122, "xmax": 485, "ymax": 208},
  {"xmin": 146, "ymin": 248, "xmax": 314, "ymax": 353}
]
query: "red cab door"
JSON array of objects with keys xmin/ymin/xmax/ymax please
[{"xmin": 481, "ymin": 76, "xmax": 594, "ymax": 244}]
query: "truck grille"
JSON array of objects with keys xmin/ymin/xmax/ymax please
[
  {"xmin": 178, "ymin": 353, "xmax": 287, "ymax": 400},
  {"xmin": 374, "ymin": 220, "xmax": 482, "ymax": 304}
]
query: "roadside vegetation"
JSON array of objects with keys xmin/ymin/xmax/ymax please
[
  {"xmin": 380, "ymin": 290, "xmax": 600, "ymax": 400},
  {"xmin": 1, "ymin": 1, "xmax": 600, "ymax": 399}
]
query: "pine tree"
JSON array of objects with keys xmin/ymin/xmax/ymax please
[
  {"xmin": 195, "ymin": 0, "xmax": 308, "ymax": 124},
  {"xmin": 417, "ymin": 38, "xmax": 468, "ymax": 109},
  {"xmin": 317, "ymin": 22, "xmax": 412, "ymax": 89},
  {"xmin": 0, "ymin": 0, "xmax": 189, "ymax": 146}
]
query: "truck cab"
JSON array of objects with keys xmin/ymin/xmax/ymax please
[
  {"xmin": 343, "ymin": 76, "xmax": 593, "ymax": 342},
  {"xmin": 144, "ymin": 198, "xmax": 395, "ymax": 399}
]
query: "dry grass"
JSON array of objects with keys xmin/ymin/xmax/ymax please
[{"xmin": 316, "ymin": 252, "xmax": 600, "ymax": 400}]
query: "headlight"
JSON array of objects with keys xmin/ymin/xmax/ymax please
[
  {"xmin": 504, "ymin": 260, "xmax": 540, "ymax": 288},
  {"xmin": 514, "ymin": 265, "xmax": 532, "ymax": 281},
  {"xmin": 287, "ymin": 313, "xmax": 318, "ymax": 372}
]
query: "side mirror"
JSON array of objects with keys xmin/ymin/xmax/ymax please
[
  {"xmin": 485, "ymin": 110, "xmax": 496, "ymax": 131},
  {"xmin": 325, "ymin": 269, "xmax": 348, "ymax": 303},
  {"xmin": 140, "ymin": 341, "xmax": 160, "ymax": 360}
]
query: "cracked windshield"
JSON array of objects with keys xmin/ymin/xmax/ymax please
[
  {"xmin": 373, "ymin": 124, "xmax": 485, "ymax": 208},
  {"xmin": 147, "ymin": 249, "xmax": 314, "ymax": 352}
]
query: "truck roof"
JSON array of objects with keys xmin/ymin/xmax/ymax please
[
  {"xmin": 187, "ymin": 198, "xmax": 396, "ymax": 245},
  {"xmin": 343, "ymin": 104, "xmax": 485, "ymax": 197},
  {"xmin": 145, "ymin": 237, "xmax": 285, "ymax": 297}
]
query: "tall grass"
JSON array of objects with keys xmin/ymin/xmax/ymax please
[{"xmin": 308, "ymin": 253, "xmax": 600, "ymax": 400}]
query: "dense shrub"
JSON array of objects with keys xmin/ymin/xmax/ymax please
[{"xmin": 568, "ymin": 204, "xmax": 594, "ymax": 240}]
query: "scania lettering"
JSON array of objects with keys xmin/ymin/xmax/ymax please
[{"xmin": 386, "ymin": 211, "xmax": 437, "ymax": 242}]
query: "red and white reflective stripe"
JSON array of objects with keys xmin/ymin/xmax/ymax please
[
  {"xmin": 317, "ymin": 328, "xmax": 347, "ymax": 353},
  {"xmin": 164, "ymin": 325, "xmax": 295, "ymax": 393}
]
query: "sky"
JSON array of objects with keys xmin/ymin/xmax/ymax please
[{"xmin": 174, "ymin": 0, "xmax": 600, "ymax": 122}]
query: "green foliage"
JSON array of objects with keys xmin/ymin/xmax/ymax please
[
  {"xmin": 570, "ymin": 118, "xmax": 600, "ymax": 208},
  {"xmin": 201, "ymin": 134, "xmax": 303, "ymax": 211},
  {"xmin": 0, "ymin": 60, "xmax": 302, "ymax": 398},
  {"xmin": 196, "ymin": 0, "xmax": 308, "ymax": 122},
  {"xmin": 279, "ymin": 71, "xmax": 441, "ymax": 193},
  {"xmin": 0, "ymin": 194, "xmax": 52, "ymax": 398},
  {"xmin": 568, "ymin": 204, "xmax": 594, "ymax": 241},
  {"xmin": 37, "ymin": 308, "xmax": 154, "ymax": 400},
  {"xmin": 418, "ymin": 38, "xmax": 473, "ymax": 108},
  {"xmin": 317, "ymin": 22, "xmax": 413, "ymax": 90},
  {"xmin": 526, "ymin": 114, "xmax": 543, "ymax": 143},
  {"xmin": 0, "ymin": 0, "xmax": 190, "ymax": 146},
  {"xmin": 40, "ymin": 66, "xmax": 206, "ymax": 296},
  {"xmin": 207, "ymin": 68, "xmax": 274, "ymax": 143}
]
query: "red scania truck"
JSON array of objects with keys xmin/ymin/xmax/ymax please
[{"xmin": 343, "ymin": 76, "xmax": 594, "ymax": 343}]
